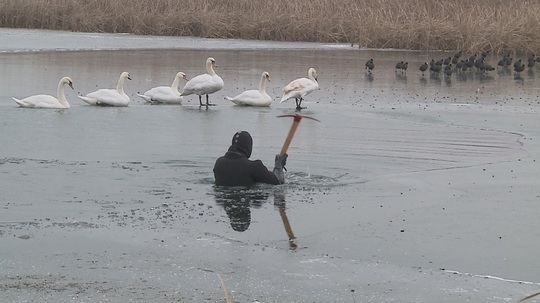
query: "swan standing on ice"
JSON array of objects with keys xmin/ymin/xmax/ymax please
[
  {"xmin": 13, "ymin": 77, "xmax": 74, "ymax": 109},
  {"xmin": 226, "ymin": 71, "xmax": 272, "ymax": 107},
  {"xmin": 138, "ymin": 72, "xmax": 189, "ymax": 104},
  {"xmin": 180, "ymin": 57, "xmax": 224, "ymax": 109},
  {"xmin": 78, "ymin": 72, "xmax": 131, "ymax": 106},
  {"xmin": 280, "ymin": 67, "xmax": 318, "ymax": 111}
]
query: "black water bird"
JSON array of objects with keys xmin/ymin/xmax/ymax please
[
  {"xmin": 395, "ymin": 61, "xmax": 404, "ymax": 72},
  {"xmin": 527, "ymin": 55, "xmax": 536, "ymax": 68},
  {"xmin": 419, "ymin": 62, "xmax": 429, "ymax": 76},
  {"xmin": 474, "ymin": 57, "xmax": 486, "ymax": 71},
  {"xmin": 401, "ymin": 62, "xmax": 408, "ymax": 74},
  {"xmin": 464, "ymin": 59, "xmax": 475, "ymax": 69},
  {"xmin": 443, "ymin": 57, "xmax": 452, "ymax": 66},
  {"xmin": 461, "ymin": 59, "xmax": 469, "ymax": 72},
  {"xmin": 503, "ymin": 54, "xmax": 513, "ymax": 67},
  {"xmin": 430, "ymin": 59, "xmax": 443, "ymax": 75},
  {"xmin": 444, "ymin": 64, "xmax": 453, "ymax": 77},
  {"xmin": 479, "ymin": 61, "xmax": 495, "ymax": 73},
  {"xmin": 497, "ymin": 58, "xmax": 506, "ymax": 69},
  {"xmin": 456, "ymin": 60, "xmax": 465, "ymax": 72},
  {"xmin": 365, "ymin": 59, "xmax": 374, "ymax": 73},
  {"xmin": 452, "ymin": 51, "xmax": 463, "ymax": 64},
  {"xmin": 514, "ymin": 59, "xmax": 525, "ymax": 75}
]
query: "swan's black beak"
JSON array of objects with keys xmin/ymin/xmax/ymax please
[{"xmin": 69, "ymin": 82, "xmax": 74, "ymax": 90}]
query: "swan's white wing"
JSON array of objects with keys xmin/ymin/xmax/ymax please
[
  {"xmin": 80, "ymin": 89, "xmax": 129, "ymax": 106},
  {"xmin": 78, "ymin": 95, "xmax": 98, "ymax": 105},
  {"xmin": 226, "ymin": 90, "xmax": 272, "ymax": 107},
  {"xmin": 282, "ymin": 78, "xmax": 310, "ymax": 93},
  {"xmin": 181, "ymin": 74, "xmax": 223, "ymax": 96},
  {"xmin": 137, "ymin": 94, "xmax": 153, "ymax": 102},
  {"xmin": 143, "ymin": 86, "xmax": 171, "ymax": 97},
  {"xmin": 154, "ymin": 96, "xmax": 183, "ymax": 104},
  {"xmin": 280, "ymin": 77, "xmax": 316, "ymax": 102},
  {"xmin": 140, "ymin": 87, "xmax": 183, "ymax": 104},
  {"xmin": 181, "ymin": 74, "xmax": 211, "ymax": 95},
  {"xmin": 13, "ymin": 95, "xmax": 64, "ymax": 108},
  {"xmin": 299, "ymin": 80, "xmax": 319, "ymax": 97},
  {"xmin": 12, "ymin": 97, "xmax": 33, "ymax": 107}
]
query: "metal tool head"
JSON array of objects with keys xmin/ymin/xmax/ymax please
[{"xmin": 276, "ymin": 113, "xmax": 320, "ymax": 123}]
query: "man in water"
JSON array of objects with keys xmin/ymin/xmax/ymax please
[{"xmin": 213, "ymin": 131, "xmax": 287, "ymax": 186}]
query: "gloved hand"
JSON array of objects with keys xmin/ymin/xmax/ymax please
[
  {"xmin": 274, "ymin": 153, "xmax": 288, "ymax": 171},
  {"xmin": 273, "ymin": 153, "xmax": 288, "ymax": 184}
]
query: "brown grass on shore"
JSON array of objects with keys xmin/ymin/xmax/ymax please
[{"xmin": 1, "ymin": 0, "xmax": 539, "ymax": 54}]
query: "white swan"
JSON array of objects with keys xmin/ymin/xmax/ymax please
[
  {"xmin": 180, "ymin": 57, "xmax": 224, "ymax": 108},
  {"xmin": 13, "ymin": 77, "xmax": 73, "ymax": 109},
  {"xmin": 226, "ymin": 71, "xmax": 272, "ymax": 107},
  {"xmin": 138, "ymin": 72, "xmax": 189, "ymax": 104},
  {"xmin": 78, "ymin": 72, "xmax": 131, "ymax": 107},
  {"xmin": 280, "ymin": 67, "xmax": 319, "ymax": 110}
]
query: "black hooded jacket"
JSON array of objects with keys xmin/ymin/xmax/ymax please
[{"xmin": 213, "ymin": 131, "xmax": 281, "ymax": 187}]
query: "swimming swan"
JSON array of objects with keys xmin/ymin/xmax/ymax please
[
  {"xmin": 78, "ymin": 72, "xmax": 131, "ymax": 107},
  {"xmin": 226, "ymin": 71, "xmax": 272, "ymax": 107},
  {"xmin": 280, "ymin": 67, "xmax": 318, "ymax": 110},
  {"xmin": 13, "ymin": 77, "xmax": 73, "ymax": 109},
  {"xmin": 138, "ymin": 72, "xmax": 189, "ymax": 104},
  {"xmin": 180, "ymin": 57, "xmax": 224, "ymax": 108}
]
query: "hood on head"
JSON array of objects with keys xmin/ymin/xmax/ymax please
[{"xmin": 229, "ymin": 131, "xmax": 253, "ymax": 158}]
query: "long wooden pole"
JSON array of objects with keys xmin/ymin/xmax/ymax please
[
  {"xmin": 279, "ymin": 206, "xmax": 297, "ymax": 250},
  {"xmin": 279, "ymin": 114, "xmax": 303, "ymax": 156}
]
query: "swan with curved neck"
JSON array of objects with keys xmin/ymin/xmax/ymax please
[
  {"xmin": 280, "ymin": 67, "xmax": 318, "ymax": 111},
  {"xmin": 78, "ymin": 72, "xmax": 131, "ymax": 107},
  {"xmin": 226, "ymin": 71, "xmax": 272, "ymax": 107},
  {"xmin": 180, "ymin": 57, "xmax": 224, "ymax": 108},
  {"xmin": 13, "ymin": 77, "xmax": 73, "ymax": 109},
  {"xmin": 138, "ymin": 72, "xmax": 189, "ymax": 104}
]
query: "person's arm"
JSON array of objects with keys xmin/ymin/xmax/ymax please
[{"xmin": 251, "ymin": 154, "xmax": 287, "ymax": 185}]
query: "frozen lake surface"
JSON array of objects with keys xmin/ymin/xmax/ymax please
[{"xmin": 1, "ymin": 29, "xmax": 540, "ymax": 302}]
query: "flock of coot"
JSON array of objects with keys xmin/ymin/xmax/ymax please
[{"xmin": 365, "ymin": 51, "xmax": 540, "ymax": 78}]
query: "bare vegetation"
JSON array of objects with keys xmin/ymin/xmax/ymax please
[{"xmin": 1, "ymin": 0, "xmax": 540, "ymax": 54}]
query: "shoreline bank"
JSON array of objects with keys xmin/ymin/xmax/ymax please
[{"xmin": 1, "ymin": 0, "xmax": 540, "ymax": 55}]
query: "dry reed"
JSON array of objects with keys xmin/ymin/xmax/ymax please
[{"xmin": 1, "ymin": 0, "xmax": 540, "ymax": 54}]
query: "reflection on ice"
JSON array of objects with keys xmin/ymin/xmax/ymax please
[
  {"xmin": 213, "ymin": 186, "xmax": 270, "ymax": 232},
  {"xmin": 212, "ymin": 185, "xmax": 299, "ymax": 249}
]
